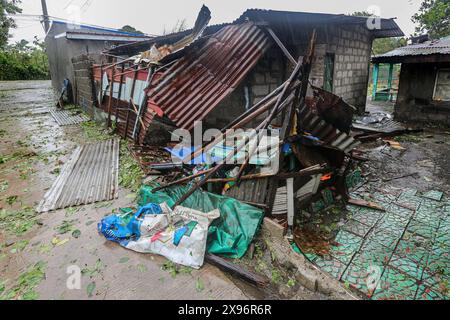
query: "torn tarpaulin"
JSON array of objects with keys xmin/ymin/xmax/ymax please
[
  {"xmin": 98, "ymin": 185, "xmax": 264, "ymax": 268},
  {"xmin": 139, "ymin": 185, "xmax": 265, "ymax": 259},
  {"xmin": 99, "ymin": 202, "xmax": 220, "ymax": 269}
]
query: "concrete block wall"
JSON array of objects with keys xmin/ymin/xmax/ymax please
[
  {"xmin": 72, "ymin": 54, "xmax": 96, "ymax": 116},
  {"xmin": 331, "ymin": 25, "xmax": 372, "ymax": 112},
  {"xmin": 202, "ymin": 23, "xmax": 375, "ymax": 129}
]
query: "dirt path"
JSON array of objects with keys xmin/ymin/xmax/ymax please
[{"xmin": 0, "ymin": 80, "xmax": 273, "ymax": 300}]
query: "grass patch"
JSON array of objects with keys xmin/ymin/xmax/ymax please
[
  {"xmin": 0, "ymin": 261, "xmax": 46, "ymax": 300},
  {"xmin": 119, "ymin": 143, "xmax": 143, "ymax": 192},
  {"xmin": 80, "ymin": 121, "xmax": 111, "ymax": 142},
  {"xmin": 0, "ymin": 207, "xmax": 38, "ymax": 236}
]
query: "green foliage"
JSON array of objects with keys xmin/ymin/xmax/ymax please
[
  {"xmin": 0, "ymin": 37, "xmax": 50, "ymax": 80},
  {"xmin": 119, "ymin": 25, "xmax": 144, "ymax": 35},
  {"xmin": 372, "ymin": 37, "xmax": 408, "ymax": 55},
  {"xmin": 412, "ymin": 0, "xmax": 450, "ymax": 39},
  {"xmin": 0, "ymin": 0, "xmax": 22, "ymax": 49}
]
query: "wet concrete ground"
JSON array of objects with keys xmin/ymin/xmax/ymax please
[{"xmin": 0, "ymin": 80, "xmax": 270, "ymax": 300}]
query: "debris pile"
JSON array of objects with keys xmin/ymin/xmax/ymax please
[{"xmin": 90, "ymin": 21, "xmax": 372, "ymax": 279}]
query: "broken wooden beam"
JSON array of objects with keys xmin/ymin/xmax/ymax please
[
  {"xmin": 205, "ymin": 254, "xmax": 270, "ymax": 288},
  {"xmin": 151, "ymin": 168, "xmax": 215, "ymax": 193},
  {"xmin": 348, "ymin": 198, "xmax": 385, "ymax": 211}
]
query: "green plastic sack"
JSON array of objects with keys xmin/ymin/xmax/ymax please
[{"xmin": 138, "ymin": 185, "xmax": 264, "ymax": 259}]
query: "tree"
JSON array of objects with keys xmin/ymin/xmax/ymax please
[
  {"xmin": 372, "ymin": 37, "xmax": 408, "ymax": 55},
  {"xmin": 0, "ymin": 0, "xmax": 22, "ymax": 49},
  {"xmin": 412, "ymin": 0, "xmax": 450, "ymax": 39},
  {"xmin": 119, "ymin": 25, "xmax": 144, "ymax": 35}
]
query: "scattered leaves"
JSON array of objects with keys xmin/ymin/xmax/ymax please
[
  {"xmin": 0, "ymin": 207, "xmax": 38, "ymax": 235},
  {"xmin": 82, "ymin": 259, "xmax": 104, "ymax": 278},
  {"xmin": 0, "ymin": 261, "xmax": 46, "ymax": 300},
  {"xmin": 55, "ymin": 220, "xmax": 77, "ymax": 235}
]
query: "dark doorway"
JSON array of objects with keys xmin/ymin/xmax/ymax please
[{"xmin": 323, "ymin": 53, "xmax": 335, "ymax": 92}]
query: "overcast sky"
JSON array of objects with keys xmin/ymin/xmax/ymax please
[{"xmin": 10, "ymin": 0, "xmax": 422, "ymax": 43}]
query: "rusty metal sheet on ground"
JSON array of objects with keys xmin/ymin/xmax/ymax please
[{"xmin": 37, "ymin": 139, "xmax": 119, "ymax": 213}]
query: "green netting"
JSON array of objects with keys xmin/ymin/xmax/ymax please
[{"xmin": 138, "ymin": 185, "xmax": 264, "ymax": 259}]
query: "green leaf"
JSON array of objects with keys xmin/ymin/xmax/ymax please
[
  {"xmin": 137, "ymin": 264, "xmax": 148, "ymax": 273},
  {"xmin": 195, "ymin": 278, "xmax": 205, "ymax": 292},
  {"xmin": 119, "ymin": 257, "xmax": 130, "ymax": 264},
  {"xmin": 87, "ymin": 282, "xmax": 96, "ymax": 298},
  {"xmin": 72, "ymin": 229, "xmax": 81, "ymax": 239}
]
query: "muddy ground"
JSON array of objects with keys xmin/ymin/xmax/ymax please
[{"xmin": 0, "ymin": 80, "xmax": 326, "ymax": 300}]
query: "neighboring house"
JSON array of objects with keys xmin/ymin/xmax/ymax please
[
  {"xmin": 372, "ymin": 37, "xmax": 450, "ymax": 125},
  {"xmin": 45, "ymin": 20, "xmax": 152, "ymax": 104}
]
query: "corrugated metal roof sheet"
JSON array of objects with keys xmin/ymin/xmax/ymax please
[
  {"xmin": 236, "ymin": 9, "xmax": 404, "ymax": 38},
  {"xmin": 353, "ymin": 119, "xmax": 406, "ymax": 134},
  {"xmin": 50, "ymin": 108, "xmax": 90, "ymax": 126},
  {"xmin": 298, "ymin": 104, "xmax": 360, "ymax": 154},
  {"xmin": 146, "ymin": 22, "xmax": 272, "ymax": 131},
  {"xmin": 372, "ymin": 38, "xmax": 450, "ymax": 62},
  {"xmin": 37, "ymin": 139, "xmax": 119, "ymax": 213}
]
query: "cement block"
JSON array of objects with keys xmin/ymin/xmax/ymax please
[{"xmin": 263, "ymin": 218, "xmax": 286, "ymax": 240}]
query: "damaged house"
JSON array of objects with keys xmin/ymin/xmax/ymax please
[
  {"xmin": 77, "ymin": 9, "xmax": 405, "ymax": 145},
  {"xmin": 73, "ymin": 6, "xmax": 404, "ymax": 218},
  {"xmin": 372, "ymin": 36, "xmax": 450, "ymax": 125}
]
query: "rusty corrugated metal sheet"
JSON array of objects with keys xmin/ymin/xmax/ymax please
[
  {"xmin": 37, "ymin": 139, "xmax": 119, "ymax": 213},
  {"xmin": 146, "ymin": 22, "xmax": 272, "ymax": 131},
  {"xmin": 298, "ymin": 104, "xmax": 360, "ymax": 154}
]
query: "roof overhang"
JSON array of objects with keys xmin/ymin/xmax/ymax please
[
  {"xmin": 372, "ymin": 54, "xmax": 450, "ymax": 64},
  {"xmin": 55, "ymin": 31, "xmax": 152, "ymax": 42}
]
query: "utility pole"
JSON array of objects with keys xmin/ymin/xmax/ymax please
[{"xmin": 41, "ymin": 0, "xmax": 50, "ymax": 33}]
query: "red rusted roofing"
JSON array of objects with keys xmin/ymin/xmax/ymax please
[{"xmin": 146, "ymin": 22, "xmax": 272, "ymax": 131}]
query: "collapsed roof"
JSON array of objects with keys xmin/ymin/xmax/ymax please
[{"xmin": 107, "ymin": 9, "xmax": 404, "ymax": 57}]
